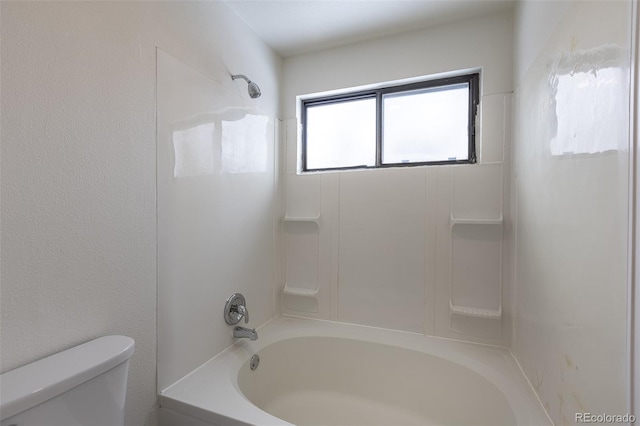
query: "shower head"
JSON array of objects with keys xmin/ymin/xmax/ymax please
[{"xmin": 231, "ymin": 74, "xmax": 261, "ymax": 99}]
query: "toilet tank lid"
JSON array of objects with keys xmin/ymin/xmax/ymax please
[{"xmin": 0, "ymin": 335, "xmax": 135, "ymax": 420}]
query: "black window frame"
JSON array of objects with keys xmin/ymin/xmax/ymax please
[{"xmin": 300, "ymin": 73, "xmax": 480, "ymax": 172}]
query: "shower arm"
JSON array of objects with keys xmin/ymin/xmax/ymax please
[{"xmin": 231, "ymin": 74, "xmax": 251, "ymax": 83}]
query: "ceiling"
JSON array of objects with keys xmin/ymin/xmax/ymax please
[{"xmin": 224, "ymin": 0, "xmax": 514, "ymax": 57}]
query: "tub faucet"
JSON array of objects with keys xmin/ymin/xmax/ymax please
[
  {"xmin": 233, "ymin": 326, "xmax": 258, "ymax": 341},
  {"xmin": 224, "ymin": 293, "xmax": 257, "ymax": 340}
]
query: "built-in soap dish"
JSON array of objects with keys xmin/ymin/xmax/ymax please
[
  {"xmin": 283, "ymin": 284, "xmax": 319, "ymax": 313},
  {"xmin": 283, "ymin": 215, "xmax": 320, "ymax": 225},
  {"xmin": 449, "ymin": 214, "xmax": 503, "ymax": 230},
  {"xmin": 283, "ymin": 284, "xmax": 319, "ymax": 297},
  {"xmin": 449, "ymin": 301, "xmax": 502, "ymax": 319}
]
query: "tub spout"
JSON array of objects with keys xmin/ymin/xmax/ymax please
[{"xmin": 233, "ymin": 326, "xmax": 258, "ymax": 341}]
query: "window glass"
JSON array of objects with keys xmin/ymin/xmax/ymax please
[
  {"xmin": 382, "ymin": 83, "xmax": 469, "ymax": 164},
  {"xmin": 305, "ymin": 98, "xmax": 376, "ymax": 170}
]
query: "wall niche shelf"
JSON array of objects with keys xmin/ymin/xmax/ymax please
[
  {"xmin": 449, "ymin": 302, "xmax": 502, "ymax": 319},
  {"xmin": 283, "ymin": 284, "xmax": 319, "ymax": 313},
  {"xmin": 449, "ymin": 214, "xmax": 503, "ymax": 229},
  {"xmin": 449, "ymin": 213, "xmax": 503, "ymax": 323},
  {"xmin": 283, "ymin": 284, "xmax": 319, "ymax": 297},
  {"xmin": 282, "ymin": 213, "xmax": 320, "ymax": 313},
  {"xmin": 283, "ymin": 215, "xmax": 321, "ymax": 225}
]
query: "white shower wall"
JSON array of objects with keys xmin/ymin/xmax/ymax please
[
  {"xmin": 512, "ymin": 1, "xmax": 631, "ymax": 423},
  {"xmin": 281, "ymin": 10, "xmax": 514, "ymax": 346},
  {"xmin": 156, "ymin": 50, "xmax": 280, "ymax": 391}
]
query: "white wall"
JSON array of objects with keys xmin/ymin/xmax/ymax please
[
  {"xmin": 280, "ymin": 10, "xmax": 514, "ymax": 346},
  {"xmin": 512, "ymin": 1, "xmax": 631, "ymax": 423},
  {"xmin": 0, "ymin": 2, "xmax": 280, "ymax": 425}
]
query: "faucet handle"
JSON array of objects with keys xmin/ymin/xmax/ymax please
[
  {"xmin": 224, "ymin": 293, "xmax": 250, "ymax": 325},
  {"xmin": 237, "ymin": 304, "xmax": 249, "ymax": 324}
]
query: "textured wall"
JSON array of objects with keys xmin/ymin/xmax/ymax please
[
  {"xmin": 512, "ymin": 1, "xmax": 631, "ymax": 423},
  {"xmin": 0, "ymin": 2, "xmax": 280, "ymax": 425}
]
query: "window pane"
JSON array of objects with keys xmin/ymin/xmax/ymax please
[
  {"xmin": 382, "ymin": 83, "xmax": 469, "ymax": 164},
  {"xmin": 306, "ymin": 98, "xmax": 376, "ymax": 170}
]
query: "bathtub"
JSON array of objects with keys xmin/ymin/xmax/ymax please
[{"xmin": 158, "ymin": 316, "xmax": 550, "ymax": 426}]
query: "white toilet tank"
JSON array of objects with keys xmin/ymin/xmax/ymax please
[{"xmin": 0, "ymin": 335, "xmax": 135, "ymax": 426}]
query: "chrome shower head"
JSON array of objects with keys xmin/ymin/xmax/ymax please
[
  {"xmin": 247, "ymin": 81, "xmax": 261, "ymax": 99},
  {"xmin": 231, "ymin": 74, "xmax": 261, "ymax": 99}
]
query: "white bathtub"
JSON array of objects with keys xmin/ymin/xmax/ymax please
[{"xmin": 159, "ymin": 316, "xmax": 550, "ymax": 426}]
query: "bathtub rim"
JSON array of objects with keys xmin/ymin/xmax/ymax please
[{"xmin": 159, "ymin": 315, "xmax": 551, "ymax": 426}]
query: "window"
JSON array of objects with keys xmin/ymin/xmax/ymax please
[{"xmin": 301, "ymin": 73, "xmax": 479, "ymax": 172}]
